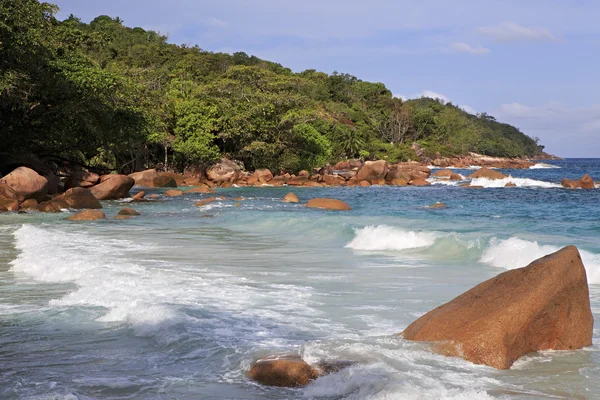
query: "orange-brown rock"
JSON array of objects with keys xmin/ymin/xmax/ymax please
[
  {"xmin": 112, "ymin": 215, "xmax": 132, "ymax": 220},
  {"xmin": 358, "ymin": 180, "xmax": 371, "ymax": 187},
  {"xmin": 409, "ymin": 179, "xmax": 431, "ymax": 186},
  {"xmin": 254, "ymin": 168, "xmax": 273, "ymax": 183},
  {"xmin": 371, "ymin": 178, "xmax": 386, "ymax": 185},
  {"xmin": 158, "ymin": 172, "xmax": 186, "ymax": 186},
  {"xmin": 164, "ymin": 189, "xmax": 183, "ymax": 197},
  {"xmin": 132, "ymin": 191, "xmax": 145, "ymax": 199},
  {"xmin": 287, "ymin": 177, "xmax": 309, "ymax": 186},
  {"xmin": 207, "ymin": 158, "xmax": 241, "ymax": 183},
  {"xmin": 56, "ymin": 187, "xmax": 102, "ymax": 209},
  {"xmin": 283, "ymin": 193, "xmax": 299, "ymax": 203},
  {"xmin": 89, "ymin": 175, "xmax": 135, "ymax": 200},
  {"xmin": 220, "ymin": 182, "xmax": 233, "ymax": 188},
  {"xmin": 37, "ymin": 199, "xmax": 69, "ymax": 213},
  {"xmin": 67, "ymin": 210, "xmax": 106, "ymax": 221},
  {"xmin": 118, "ymin": 207, "xmax": 140, "ymax": 216},
  {"xmin": 246, "ymin": 175, "xmax": 259, "ymax": 186},
  {"xmin": 402, "ymin": 246, "xmax": 593, "ymax": 369},
  {"xmin": 248, "ymin": 355, "xmax": 318, "ymax": 388},
  {"xmin": 386, "ymin": 163, "xmax": 430, "ymax": 182},
  {"xmin": 306, "ymin": 198, "xmax": 351, "ymax": 211},
  {"xmin": 19, "ymin": 199, "xmax": 38, "ymax": 210},
  {"xmin": 561, "ymin": 174, "xmax": 595, "ymax": 189},
  {"xmin": 195, "ymin": 197, "xmax": 216, "ymax": 207},
  {"xmin": 232, "ymin": 197, "xmax": 244, "ymax": 201},
  {"xmin": 152, "ymin": 175, "xmax": 177, "ymax": 188},
  {"xmin": 148, "ymin": 194, "xmax": 160, "ymax": 199},
  {"xmin": 356, "ymin": 160, "xmax": 388, "ymax": 182},
  {"xmin": 64, "ymin": 171, "xmax": 100, "ymax": 190},
  {"xmin": 185, "ymin": 186, "xmax": 215, "ymax": 194},
  {"xmin": 431, "ymin": 169, "xmax": 453, "ymax": 178},
  {"xmin": 129, "ymin": 169, "xmax": 159, "ymax": 187},
  {"xmin": 322, "ymin": 174, "xmax": 346, "ymax": 186},
  {"xmin": 388, "ymin": 178, "xmax": 409, "ymax": 186},
  {"xmin": 0, "ymin": 166, "xmax": 49, "ymax": 202},
  {"xmin": 505, "ymin": 183, "xmax": 517, "ymax": 187},
  {"xmin": 468, "ymin": 168, "xmax": 507, "ymax": 180},
  {"xmin": 0, "ymin": 183, "xmax": 19, "ymax": 200},
  {"xmin": 298, "ymin": 170, "xmax": 310, "ymax": 177},
  {"xmin": 427, "ymin": 202, "xmax": 447, "ymax": 209},
  {"xmin": 0, "ymin": 197, "xmax": 19, "ymax": 211}
]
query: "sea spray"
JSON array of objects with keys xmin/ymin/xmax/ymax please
[
  {"xmin": 481, "ymin": 237, "xmax": 600, "ymax": 284},
  {"xmin": 345, "ymin": 225, "xmax": 437, "ymax": 251}
]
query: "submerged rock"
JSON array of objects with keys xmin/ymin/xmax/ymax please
[
  {"xmin": 164, "ymin": 189, "xmax": 183, "ymax": 197},
  {"xmin": 67, "ymin": 210, "xmax": 106, "ymax": 221},
  {"xmin": 118, "ymin": 207, "xmax": 140, "ymax": 216},
  {"xmin": 184, "ymin": 186, "xmax": 215, "ymax": 194},
  {"xmin": 401, "ymin": 246, "xmax": 593, "ymax": 369},
  {"xmin": 248, "ymin": 355, "xmax": 318, "ymax": 387},
  {"xmin": 306, "ymin": 198, "xmax": 351, "ymax": 210},
  {"xmin": 132, "ymin": 191, "xmax": 145, "ymax": 199},
  {"xmin": 282, "ymin": 193, "xmax": 299, "ymax": 203},
  {"xmin": 195, "ymin": 197, "xmax": 216, "ymax": 207}
]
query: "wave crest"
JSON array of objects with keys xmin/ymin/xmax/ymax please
[{"xmin": 345, "ymin": 225, "xmax": 437, "ymax": 251}]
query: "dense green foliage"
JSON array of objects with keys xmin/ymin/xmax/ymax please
[{"xmin": 1, "ymin": 1, "xmax": 544, "ymax": 173}]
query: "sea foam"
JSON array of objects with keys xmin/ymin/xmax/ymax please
[
  {"xmin": 481, "ymin": 237, "xmax": 600, "ymax": 284},
  {"xmin": 345, "ymin": 225, "xmax": 437, "ymax": 251},
  {"xmin": 469, "ymin": 177, "xmax": 561, "ymax": 188},
  {"xmin": 530, "ymin": 163, "xmax": 561, "ymax": 169}
]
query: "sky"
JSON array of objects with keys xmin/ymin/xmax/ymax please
[{"xmin": 53, "ymin": 0, "xmax": 600, "ymax": 157}]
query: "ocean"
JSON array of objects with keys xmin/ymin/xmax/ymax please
[{"xmin": 0, "ymin": 159, "xmax": 599, "ymax": 399}]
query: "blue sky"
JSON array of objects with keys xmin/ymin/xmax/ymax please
[{"xmin": 53, "ymin": 0, "xmax": 600, "ymax": 157}]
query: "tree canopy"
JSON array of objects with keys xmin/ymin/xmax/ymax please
[{"xmin": 0, "ymin": 1, "xmax": 545, "ymax": 173}]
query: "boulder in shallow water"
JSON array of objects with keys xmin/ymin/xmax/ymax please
[
  {"xmin": 195, "ymin": 197, "xmax": 216, "ymax": 207},
  {"xmin": 37, "ymin": 198, "xmax": 69, "ymax": 213},
  {"xmin": 57, "ymin": 187, "xmax": 102, "ymax": 209},
  {"xmin": 164, "ymin": 189, "xmax": 183, "ymax": 197},
  {"xmin": 283, "ymin": 193, "xmax": 299, "ymax": 203},
  {"xmin": 409, "ymin": 179, "xmax": 431, "ymax": 186},
  {"xmin": 184, "ymin": 186, "xmax": 215, "ymax": 194},
  {"xmin": 67, "ymin": 209, "xmax": 105, "ymax": 221},
  {"xmin": 132, "ymin": 191, "xmax": 145, "ymax": 199},
  {"xmin": 19, "ymin": 199, "xmax": 38, "ymax": 210},
  {"xmin": 0, "ymin": 197, "xmax": 19, "ymax": 211},
  {"xmin": 118, "ymin": 207, "xmax": 140, "ymax": 216},
  {"xmin": 152, "ymin": 175, "xmax": 177, "ymax": 188},
  {"xmin": 306, "ymin": 198, "xmax": 351, "ymax": 211},
  {"xmin": 401, "ymin": 246, "xmax": 593, "ymax": 369},
  {"xmin": 467, "ymin": 167, "xmax": 507, "ymax": 180},
  {"xmin": 561, "ymin": 174, "xmax": 595, "ymax": 189},
  {"xmin": 248, "ymin": 355, "xmax": 318, "ymax": 387},
  {"xmin": 90, "ymin": 175, "xmax": 135, "ymax": 200}
]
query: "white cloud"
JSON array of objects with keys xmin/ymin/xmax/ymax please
[
  {"xmin": 460, "ymin": 104, "xmax": 477, "ymax": 114},
  {"xmin": 447, "ymin": 42, "xmax": 491, "ymax": 55},
  {"xmin": 419, "ymin": 90, "xmax": 450, "ymax": 103},
  {"xmin": 478, "ymin": 22, "xmax": 556, "ymax": 43},
  {"xmin": 495, "ymin": 102, "xmax": 600, "ymax": 157}
]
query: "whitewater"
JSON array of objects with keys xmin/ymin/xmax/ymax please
[{"xmin": 1, "ymin": 158, "xmax": 599, "ymax": 399}]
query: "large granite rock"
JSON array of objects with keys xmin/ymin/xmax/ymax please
[
  {"xmin": 0, "ymin": 166, "xmax": 48, "ymax": 201},
  {"xmin": 306, "ymin": 198, "xmax": 351, "ymax": 211},
  {"xmin": 467, "ymin": 167, "xmax": 507, "ymax": 180},
  {"xmin": 402, "ymin": 246, "xmax": 593, "ymax": 369},
  {"xmin": 89, "ymin": 174, "xmax": 135, "ymax": 200},
  {"xmin": 248, "ymin": 355, "xmax": 318, "ymax": 387},
  {"xmin": 356, "ymin": 160, "xmax": 388, "ymax": 182},
  {"xmin": 207, "ymin": 158, "xmax": 241, "ymax": 183}
]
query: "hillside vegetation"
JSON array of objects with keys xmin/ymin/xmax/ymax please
[{"xmin": 1, "ymin": 1, "xmax": 545, "ymax": 173}]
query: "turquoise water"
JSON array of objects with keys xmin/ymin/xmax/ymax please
[{"xmin": 0, "ymin": 159, "xmax": 599, "ymax": 399}]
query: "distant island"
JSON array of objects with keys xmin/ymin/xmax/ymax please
[{"xmin": 2, "ymin": 1, "xmax": 546, "ymax": 175}]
